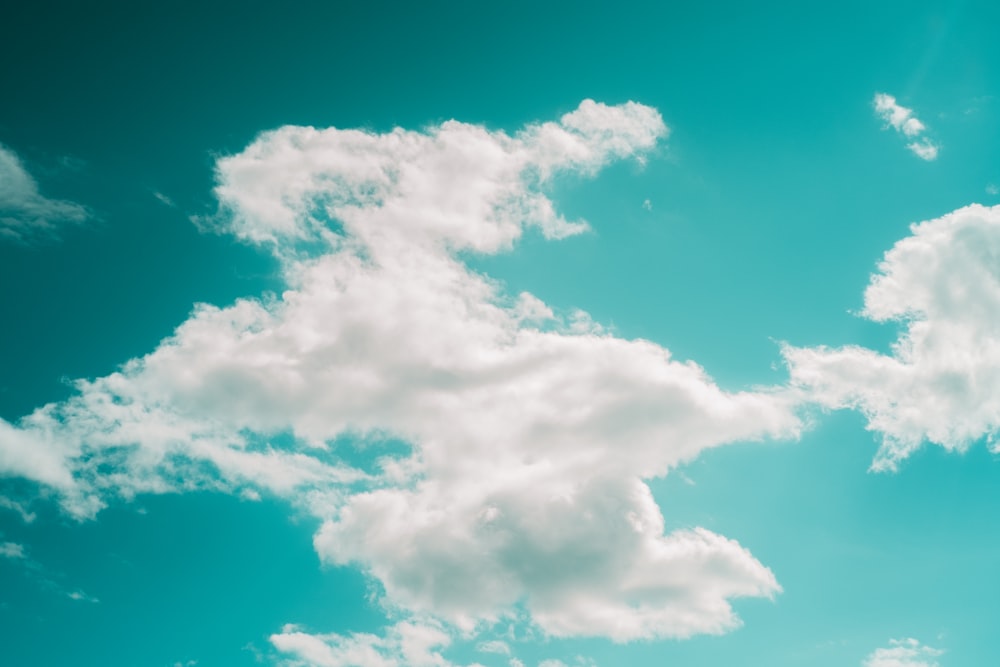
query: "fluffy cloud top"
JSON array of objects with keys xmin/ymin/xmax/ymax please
[
  {"xmin": 873, "ymin": 93, "xmax": 939, "ymax": 161},
  {"xmin": 0, "ymin": 143, "xmax": 89, "ymax": 242},
  {"xmin": 785, "ymin": 204, "xmax": 1000, "ymax": 470},
  {"xmin": 0, "ymin": 101, "xmax": 800, "ymax": 642},
  {"xmin": 863, "ymin": 638, "xmax": 943, "ymax": 667},
  {"xmin": 207, "ymin": 99, "xmax": 665, "ymax": 253}
]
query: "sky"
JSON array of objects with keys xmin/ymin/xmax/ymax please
[{"xmin": 1, "ymin": 1, "xmax": 999, "ymax": 666}]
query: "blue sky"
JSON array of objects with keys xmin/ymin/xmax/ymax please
[{"xmin": 1, "ymin": 2, "xmax": 999, "ymax": 666}]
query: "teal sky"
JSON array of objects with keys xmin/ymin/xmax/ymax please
[{"xmin": 2, "ymin": 2, "xmax": 999, "ymax": 666}]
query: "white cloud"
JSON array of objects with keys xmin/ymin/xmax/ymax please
[
  {"xmin": 536, "ymin": 659, "xmax": 596, "ymax": 667},
  {"xmin": 0, "ymin": 539, "xmax": 98, "ymax": 602},
  {"xmin": 0, "ymin": 541, "xmax": 26, "ymax": 559},
  {"xmin": 987, "ymin": 184, "xmax": 998, "ymax": 196},
  {"xmin": 873, "ymin": 93, "xmax": 940, "ymax": 161},
  {"xmin": 0, "ymin": 495, "xmax": 36, "ymax": 523},
  {"xmin": 873, "ymin": 94, "xmax": 925, "ymax": 137},
  {"xmin": 863, "ymin": 638, "xmax": 943, "ymax": 667},
  {"xmin": 67, "ymin": 589, "xmax": 99, "ymax": 603},
  {"xmin": 270, "ymin": 621, "xmax": 483, "ymax": 667},
  {"xmin": 476, "ymin": 640, "xmax": 510, "ymax": 655},
  {"xmin": 153, "ymin": 191, "xmax": 177, "ymax": 207},
  {"xmin": 0, "ymin": 418, "xmax": 79, "ymax": 493},
  {"xmin": 906, "ymin": 139, "xmax": 938, "ymax": 161},
  {"xmin": 203, "ymin": 99, "xmax": 665, "ymax": 252},
  {"xmin": 785, "ymin": 204, "xmax": 1000, "ymax": 470},
  {"xmin": 0, "ymin": 143, "xmax": 89, "ymax": 241},
  {"xmin": 0, "ymin": 101, "xmax": 799, "ymax": 641}
]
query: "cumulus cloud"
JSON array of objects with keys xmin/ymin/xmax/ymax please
[
  {"xmin": 785, "ymin": 204, "xmax": 1000, "ymax": 470},
  {"xmin": 863, "ymin": 638, "xmax": 943, "ymax": 667},
  {"xmin": 0, "ymin": 143, "xmax": 89, "ymax": 242},
  {"xmin": 203, "ymin": 99, "xmax": 665, "ymax": 252},
  {"xmin": 0, "ymin": 101, "xmax": 800, "ymax": 640},
  {"xmin": 873, "ymin": 93, "xmax": 939, "ymax": 161}
]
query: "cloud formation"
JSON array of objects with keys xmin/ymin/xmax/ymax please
[
  {"xmin": 873, "ymin": 93, "xmax": 939, "ymax": 161},
  {"xmin": 0, "ymin": 541, "xmax": 26, "ymax": 559},
  {"xmin": 0, "ymin": 101, "xmax": 800, "ymax": 641},
  {"xmin": 863, "ymin": 638, "xmax": 943, "ymax": 667},
  {"xmin": 270, "ymin": 621, "xmax": 482, "ymax": 667},
  {"xmin": 785, "ymin": 204, "xmax": 1000, "ymax": 470},
  {"xmin": 0, "ymin": 143, "xmax": 89, "ymax": 242}
]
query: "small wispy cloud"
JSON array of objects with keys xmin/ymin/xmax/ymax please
[
  {"xmin": 0, "ymin": 540, "xmax": 98, "ymax": 602},
  {"xmin": 0, "ymin": 495, "xmax": 36, "ymax": 523},
  {"xmin": 477, "ymin": 640, "xmax": 511, "ymax": 655},
  {"xmin": 67, "ymin": 589, "xmax": 100, "ymax": 603},
  {"xmin": 873, "ymin": 93, "xmax": 940, "ymax": 161},
  {"xmin": 987, "ymin": 183, "xmax": 998, "ymax": 196},
  {"xmin": 0, "ymin": 143, "xmax": 90, "ymax": 242},
  {"xmin": 152, "ymin": 191, "xmax": 177, "ymax": 207},
  {"xmin": 0, "ymin": 541, "xmax": 26, "ymax": 559},
  {"xmin": 863, "ymin": 637, "xmax": 943, "ymax": 667}
]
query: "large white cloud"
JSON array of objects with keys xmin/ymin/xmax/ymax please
[
  {"xmin": 0, "ymin": 100, "xmax": 801, "ymax": 641},
  {"xmin": 0, "ymin": 143, "xmax": 89, "ymax": 242},
  {"xmin": 785, "ymin": 204, "xmax": 1000, "ymax": 470},
  {"xmin": 863, "ymin": 638, "xmax": 943, "ymax": 667}
]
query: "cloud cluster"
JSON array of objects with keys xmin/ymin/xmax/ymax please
[
  {"xmin": 873, "ymin": 93, "xmax": 939, "ymax": 161},
  {"xmin": 271, "ymin": 622, "xmax": 596, "ymax": 667},
  {"xmin": 863, "ymin": 638, "xmax": 943, "ymax": 667},
  {"xmin": 2, "ymin": 93, "xmax": 991, "ymax": 664},
  {"xmin": 0, "ymin": 101, "xmax": 800, "ymax": 642},
  {"xmin": 0, "ymin": 143, "xmax": 89, "ymax": 242},
  {"xmin": 785, "ymin": 204, "xmax": 1000, "ymax": 470},
  {"xmin": 271, "ymin": 621, "xmax": 484, "ymax": 667}
]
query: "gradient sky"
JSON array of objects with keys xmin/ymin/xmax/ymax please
[{"xmin": 2, "ymin": 2, "xmax": 1000, "ymax": 666}]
